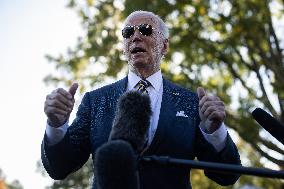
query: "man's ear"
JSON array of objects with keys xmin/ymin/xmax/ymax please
[{"xmin": 162, "ymin": 38, "xmax": 169, "ymax": 55}]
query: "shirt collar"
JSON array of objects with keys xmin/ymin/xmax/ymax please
[{"xmin": 128, "ymin": 70, "xmax": 163, "ymax": 92}]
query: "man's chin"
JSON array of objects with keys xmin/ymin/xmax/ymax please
[{"xmin": 131, "ymin": 60, "xmax": 148, "ymax": 68}]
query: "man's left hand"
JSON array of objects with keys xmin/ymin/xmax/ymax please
[{"xmin": 197, "ymin": 87, "xmax": 226, "ymax": 133}]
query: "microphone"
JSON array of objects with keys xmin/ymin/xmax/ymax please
[
  {"xmin": 95, "ymin": 140, "xmax": 139, "ymax": 189},
  {"xmin": 109, "ymin": 91, "xmax": 152, "ymax": 153},
  {"xmin": 252, "ymin": 108, "xmax": 284, "ymax": 145}
]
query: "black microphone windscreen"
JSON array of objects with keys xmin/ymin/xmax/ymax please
[
  {"xmin": 252, "ymin": 108, "xmax": 284, "ymax": 145},
  {"xmin": 109, "ymin": 91, "xmax": 152, "ymax": 152},
  {"xmin": 95, "ymin": 140, "xmax": 139, "ymax": 189}
]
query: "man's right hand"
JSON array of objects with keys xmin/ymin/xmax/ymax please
[{"xmin": 44, "ymin": 83, "xmax": 78, "ymax": 127}]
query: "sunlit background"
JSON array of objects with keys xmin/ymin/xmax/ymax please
[{"xmin": 0, "ymin": 0, "xmax": 82, "ymax": 188}]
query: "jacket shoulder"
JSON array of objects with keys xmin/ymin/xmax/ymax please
[
  {"xmin": 164, "ymin": 78, "xmax": 198, "ymax": 99},
  {"xmin": 87, "ymin": 77, "xmax": 127, "ymax": 97}
]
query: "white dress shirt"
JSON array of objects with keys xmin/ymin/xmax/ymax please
[{"xmin": 46, "ymin": 70, "xmax": 228, "ymax": 152}]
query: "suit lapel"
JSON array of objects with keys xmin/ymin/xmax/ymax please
[
  {"xmin": 111, "ymin": 76, "xmax": 128, "ymax": 98},
  {"xmin": 105, "ymin": 77, "xmax": 128, "ymax": 134},
  {"xmin": 109, "ymin": 76, "xmax": 128, "ymax": 106}
]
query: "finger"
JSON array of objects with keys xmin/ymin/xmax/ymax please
[
  {"xmin": 45, "ymin": 106, "xmax": 69, "ymax": 116},
  {"xmin": 54, "ymin": 92, "xmax": 73, "ymax": 107},
  {"xmin": 197, "ymin": 87, "xmax": 206, "ymax": 101},
  {"xmin": 200, "ymin": 101, "xmax": 213, "ymax": 114},
  {"xmin": 56, "ymin": 88, "xmax": 73, "ymax": 100},
  {"xmin": 46, "ymin": 99, "xmax": 72, "ymax": 112},
  {"xmin": 199, "ymin": 95, "xmax": 220, "ymax": 107},
  {"xmin": 202, "ymin": 104, "xmax": 225, "ymax": 119},
  {"xmin": 207, "ymin": 111, "xmax": 226, "ymax": 122},
  {"xmin": 202, "ymin": 106, "xmax": 215, "ymax": 118},
  {"xmin": 200, "ymin": 101, "xmax": 225, "ymax": 114},
  {"xmin": 46, "ymin": 93, "xmax": 73, "ymax": 108},
  {"xmin": 69, "ymin": 83, "xmax": 79, "ymax": 98}
]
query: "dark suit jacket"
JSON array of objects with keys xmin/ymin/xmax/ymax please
[{"xmin": 41, "ymin": 77, "xmax": 241, "ymax": 189}]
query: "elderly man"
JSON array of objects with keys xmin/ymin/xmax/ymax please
[{"xmin": 42, "ymin": 10, "xmax": 241, "ymax": 189}]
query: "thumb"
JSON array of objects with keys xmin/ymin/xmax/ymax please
[
  {"xmin": 197, "ymin": 87, "xmax": 206, "ymax": 100},
  {"xmin": 69, "ymin": 82, "xmax": 79, "ymax": 98}
]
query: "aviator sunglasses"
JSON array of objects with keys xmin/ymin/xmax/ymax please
[{"xmin": 122, "ymin": 24, "xmax": 157, "ymax": 38}]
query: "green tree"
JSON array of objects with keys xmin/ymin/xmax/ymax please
[
  {"xmin": 43, "ymin": 0, "xmax": 284, "ymax": 188},
  {"xmin": 37, "ymin": 160, "xmax": 92, "ymax": 189}
]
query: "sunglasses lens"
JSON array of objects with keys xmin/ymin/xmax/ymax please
[
  {"xmin": 122, "ymin": 24, "xmax": 153, "ymax": 38},
  {"xmin": 122, "ymin": 26, "xmax": 134, "ymax": 38},
  {"xmin": 139, "ymin": 24, "xmax": 152, "ymax": 36}
]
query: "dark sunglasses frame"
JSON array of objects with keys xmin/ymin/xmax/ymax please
[{"xmin": 122, "ymin": 24, "xmax": 157, "ymax": 38}]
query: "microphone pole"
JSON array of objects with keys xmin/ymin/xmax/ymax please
[{"xmin": 141, "ymin": 156, "xmax": 284, "ymax": 179}]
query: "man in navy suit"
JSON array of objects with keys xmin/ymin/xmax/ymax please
[{"xmin": 42, "ymin": 10, "xmax": 241, "ymax": 189}]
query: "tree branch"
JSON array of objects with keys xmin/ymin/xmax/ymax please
[
  {"xmin": 250, "ymin": 143, "xmax": 284, "ymax": 167},
  {"xmin": 267, "ymin": 10, "xmax": 283, "ymax": 62},
  {"xmin": 247, "ymin": 48, "xmax": 278, "ymax": 116},
  {"xmin": 258, "ymin": 137, "xmax": 284, "ymax": 155},
  {"xmin": 218, "ymin": 53, "xmax": 258, "ymax": 101},
  {"xmin": 256, "ymin": 45, "xmax": 284, "ymax": 82}
]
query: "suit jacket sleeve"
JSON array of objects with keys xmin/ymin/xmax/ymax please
[
  {"xmin": 194, "ymin": 124, "xmax": 241, "ymax": 186},
  {"xmin": 41, "ymin": 92, "xmax": 92, "ymax": 180}
]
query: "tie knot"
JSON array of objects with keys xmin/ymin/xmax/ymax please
[
  {"xmin": 138, "ymin": 79, "xmax": 151, "ymax": 87},
  {"xmin": 137, "ymin": 79, "xmax": 151, "ymax": 94}
]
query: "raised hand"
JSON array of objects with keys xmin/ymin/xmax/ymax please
[
  {"xmin": 44, "ymin": 83, "xmax": 78, "ymax": 127},
  {"xmin": 197, "ymin": 87, "xmax": 226, "ymax": 133}
]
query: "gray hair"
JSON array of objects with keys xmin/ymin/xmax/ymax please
[{"xmin": 124, "ymin": 10, "xmax": 169, "ymax": 39}]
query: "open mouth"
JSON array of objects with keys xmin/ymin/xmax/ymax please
[{"xmin": 131, "ymin": 47, "xmax": 147, "ymax": 54}]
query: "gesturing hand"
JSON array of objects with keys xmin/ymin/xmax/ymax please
[
  {"xmin": 197, "ymin": 87, "xmax": 226, "ymax": 133},
  {"xmin": 44, "ymin": 83, "xmax": 78, "ymax": 127}
]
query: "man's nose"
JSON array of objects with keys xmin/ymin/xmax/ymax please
[{"xmin": 132, "ymin": 29, "xmax": 142, "ymax": 42}]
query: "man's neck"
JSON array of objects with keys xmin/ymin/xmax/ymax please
[{"xmin": 130, "ymin": 67, "xmax": 160, "ymax": 79}]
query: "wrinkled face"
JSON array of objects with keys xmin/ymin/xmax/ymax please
[{"xmin": 123, "ymin": 13, "xmax": 168, "ymax": 75}]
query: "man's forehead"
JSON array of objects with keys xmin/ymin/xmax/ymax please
[{"xmin": 125, "ymin": 13, "xmax": 158, "ymax": 26}]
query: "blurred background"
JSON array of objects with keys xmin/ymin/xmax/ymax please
[{"xmin": 0, "ymin": 0, "xmax": 283, "ymax": 188}]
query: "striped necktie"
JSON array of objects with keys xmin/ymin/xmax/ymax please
[
  {"xmin": 136, "ymin": 79, "xmax": 151, "ymax": 152},
  {"xmin": 137, "ymin": 79, "xmax": 151, "ymax": 94}
]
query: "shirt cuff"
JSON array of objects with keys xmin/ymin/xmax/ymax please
[
  {"xmin": 199, "ymin": 122, "xmax": 228, "ymax": 152},
  {"xmin": 45, "ymin": 121, "xmax": 69, "ymax": 146}
]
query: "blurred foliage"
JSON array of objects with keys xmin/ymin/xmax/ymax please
[
  {"xmin": 43, "ymin": 0, "xmax": 284, "ymax": 188},
  {"xmin": 0, "ymin": 169, "xmax": 23, "ymax": 189},
  {"xmin": 37, "ymin": 160, "xmax": 93, "ymax": 189}
]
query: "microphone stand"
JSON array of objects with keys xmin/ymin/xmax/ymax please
[{"xmin": 141, "ymin": 156, "xmax": 284, "ymax": 179}]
